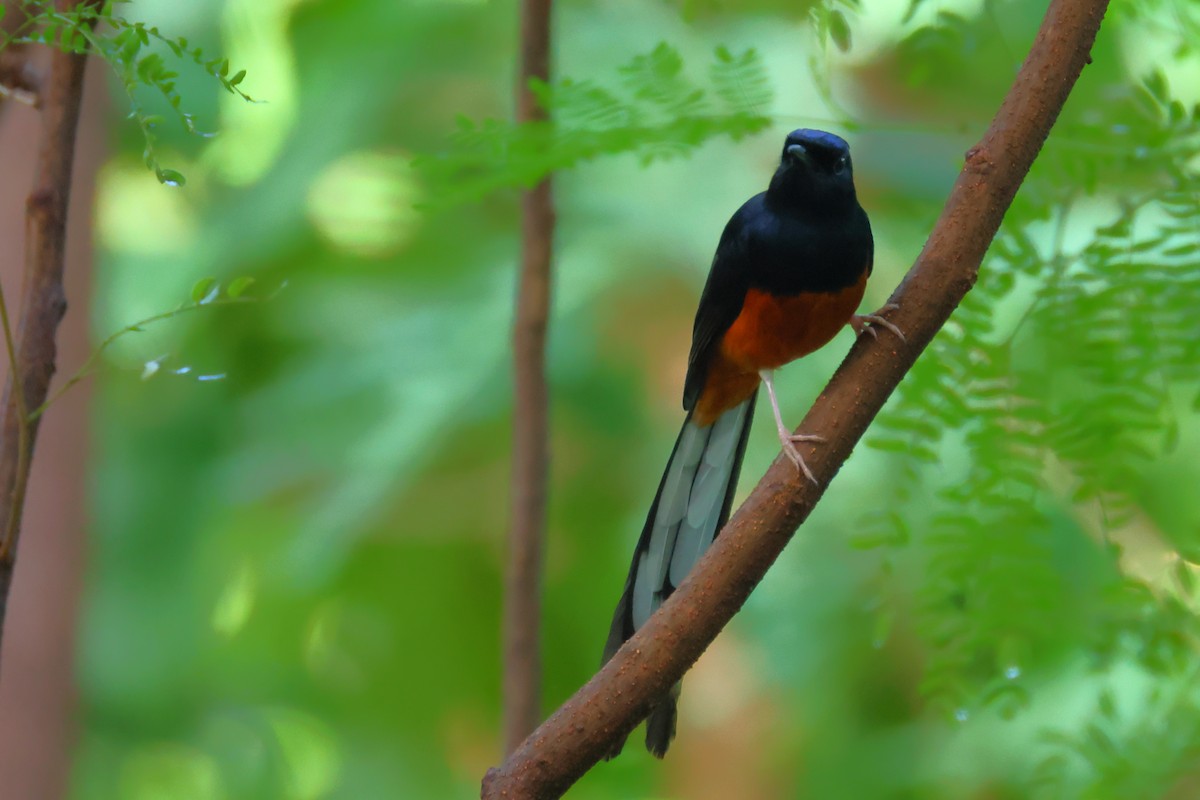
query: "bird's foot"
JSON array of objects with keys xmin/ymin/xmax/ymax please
[
  {"xmin": 761, "ymin": 368, "xmax": 824, "ymax": 485},
  {"xmin": 780, "ymin": 435, "xmax": 819, "ymax": 485},
  {"xmin": 850, "ymin": 303, "xmax": 905, "ymax": 342},
  {"xmin": 774, "ymin": 418, "xmax": 823, "ymax": 485}
]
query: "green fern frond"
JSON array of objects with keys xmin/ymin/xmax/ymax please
[
  {"xmin": 710, "ymin": 46, "xmax": 772, "ymax": 114},
  {"xmin": 858, "ymin": 69, "xmax": 1200, "ymax": 724},
  {"xmin": 414, "ymin": 44, "xmax": 774, "ymax": 208}
]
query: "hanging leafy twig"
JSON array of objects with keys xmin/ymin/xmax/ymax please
[
  {"xmin": 27, "ymin": 277, "xmax": 277, "ymax": 423},
  {"xmin": 2, "ymin": 0, "xmax": 254, "ymax": 185}
]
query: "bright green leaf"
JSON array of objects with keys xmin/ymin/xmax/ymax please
[
  {"xmin": 190, "ymin": 277, "xmax": 217, "ymax": 304},
  {"xmin": 226, "ymin": 276, "xmax": 256, "ymax": 298}
]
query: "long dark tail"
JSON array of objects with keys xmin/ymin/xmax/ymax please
[{"xmin": 602, "ymin": 392, "xmax": 756, "ymax": 758}]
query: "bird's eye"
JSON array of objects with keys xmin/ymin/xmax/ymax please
[{"xmin": 833, "ymin": 156, "xmax": 848, "ymax": 174}]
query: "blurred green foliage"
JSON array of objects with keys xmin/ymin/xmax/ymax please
[{"xmin": 26, "ymin": 0, "xmax": 1200, "ymax": 797}]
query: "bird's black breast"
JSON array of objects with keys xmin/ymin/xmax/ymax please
[{"xmin": 738, "ymin": 193, "xmax": 873, "ymax": 296}]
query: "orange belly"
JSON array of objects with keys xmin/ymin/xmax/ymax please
[{"xmin": 692, "ymin": 271, "xmax": 867, "ymax": 426}]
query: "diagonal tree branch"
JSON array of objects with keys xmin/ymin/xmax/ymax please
[
  {"xmin": 482, "ymin": 0, "xmax": 1109, "ymax": 795},
  {"xmin": 0, "ymin": 1, "xmax": 98, "ymax": 656},
  {"xmin": 504, "ymin": 0, "xmax": 555, "ymax": 756}
]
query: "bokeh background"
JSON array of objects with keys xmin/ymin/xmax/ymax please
[{"xmin": 2, "ymin": 0, "xmax": 1200, "ymax": 797}]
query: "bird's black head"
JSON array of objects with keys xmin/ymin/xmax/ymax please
[{"xmin": 766, "ymin": 129, "xmax": 857, "ymax": 212}]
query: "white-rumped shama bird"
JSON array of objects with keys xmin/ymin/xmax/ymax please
[{"xmin": 602, "ymin": 129, "xmax": 900, "ymax": 758}]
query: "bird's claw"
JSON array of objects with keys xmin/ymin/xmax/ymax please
[
  {"xmin": 774, "ymin": 423, "xmax": 822, "ymax": 485},
  {"xmin": 850, "ymin": 303, "xmax": 905, "ymax": 343},
  {"xmin": 761, "ymin": 368, "xmax": 823, "ymax": 485},
  {"xmin": 781, "ymin": 438, "xmax": 819, "ymax": 485}
]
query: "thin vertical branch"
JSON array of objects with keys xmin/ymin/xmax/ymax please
[
  {"xmin": 0, "ymin": 1, "xmax": 97, "ymax": 655},
  {"xmin": 504, "ymin": 0, "xmax": 555, "ymax": 756}
]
